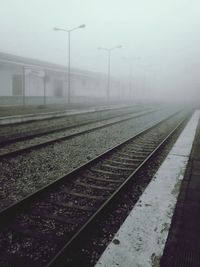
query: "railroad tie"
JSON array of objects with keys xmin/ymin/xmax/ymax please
[
  {"xmin": 101, "ymin": 163, "xmax": 133, "ymax": 172},
  {"xmin": 51, "ymin": 201, "xmax": 95, "ymax": 212},
  {"xmin": 61, "ymin": 188, "xmax": 106, "ymax": 200},
  {"xmin": 74, "ymin": 181, "xmax": 114, "ymax": 191},
  {"xmin": 90, "ymin": 167, "xmax": 122, "ymax": 176},
  {"xmin": 105, "ymin": 159, "xmax": 135, "ymax": 167},
  {"xmin": 82, "ymin": 173, "xmax": 122, "ymax": 183}
]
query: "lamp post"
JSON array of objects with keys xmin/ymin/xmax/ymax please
[
  {"xmin": 22, "ymin": 66, "xmax": 25, "ymax": 107},
  {"xmin": 54, "ymin": 24, "xmax": 85, "ymax": 104},
  {"xmin": 98, "ymin": 45, "xmax": 122, "ymax": 102}
]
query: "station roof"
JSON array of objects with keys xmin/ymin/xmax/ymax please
[{"xmin": 0, "ymin": 51, "xmax": 105, "ymax": 79}]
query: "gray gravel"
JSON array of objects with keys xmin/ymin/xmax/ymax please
[{"xmin": 0, "ymin": 106, "xmax": 181, "ymax": 209}]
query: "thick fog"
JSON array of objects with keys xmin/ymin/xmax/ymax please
[{"xmin": 0, "ymin": 0, "xmax": 199, "ymax": 103}]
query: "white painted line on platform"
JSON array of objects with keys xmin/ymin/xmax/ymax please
[{"xmin": 95, "ymin": 110, "xmax": 200, "ymax": 267}]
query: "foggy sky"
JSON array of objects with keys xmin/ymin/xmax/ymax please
[{"xmin": 0, "ymin": 0, "xmax": 200, "ymax": 101}]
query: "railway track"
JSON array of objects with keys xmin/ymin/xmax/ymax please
[
  {"xmin": 0, "ymin": 108, "xmax": 159, "ymax": 158},
  {"xmin": 0, "ymin": 110, "xmax": 191, "ymax": 267},
  {"xmin": 0, "ymin": 105, "xmax": 154, "ymax": 145}
]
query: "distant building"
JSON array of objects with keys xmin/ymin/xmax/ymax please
[{"xmin": 0, "ymin": 52, "xmax": 121, "ymax": 105}]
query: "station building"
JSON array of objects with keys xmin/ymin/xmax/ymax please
[{"xmin": 0, "ymin": 52, "xmax": 122, "ymax": 106}]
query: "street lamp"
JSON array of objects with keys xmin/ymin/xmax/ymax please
[
  {"xmin": 98, "ymin": 45, "xmax": 122, "ymax": 102},
  {"xmin": 54, "ymin": 24, "xmax": 86, "ymax": 104}
]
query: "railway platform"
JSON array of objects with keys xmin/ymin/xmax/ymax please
[
  {"xmin": 95, "ymin": 110, "xmax": 200, "ymax": 267},
  {"xmin": 160, "ymin": 111, "xmax": 200, "ymax": 266}
]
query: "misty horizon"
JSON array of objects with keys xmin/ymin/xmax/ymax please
[{"xmin": 0, "ymin": 0, "xmax": 199, "ymax": 102}]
